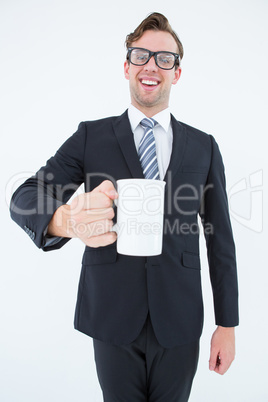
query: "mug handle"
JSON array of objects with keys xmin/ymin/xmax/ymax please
[{"xmin": 110, "ymin": 196, "xmax": 118, "ymax": 233}]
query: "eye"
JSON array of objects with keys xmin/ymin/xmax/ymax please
[
  {"xmin": 158, "ymin": 54, "xmax": 174, "ymax": 65},
  {"xmin": 133, "ymin": 51, "xmax": 148, "ymax": 61},
  {"xmin": 137, "ymin": 54, "xmax": 147, "ymax": 61},
  {"xmin": 130, "ymin": 49, "xmax": 150, "ymax": 64}
]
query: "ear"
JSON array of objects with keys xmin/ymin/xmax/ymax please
[
  {"xmin": 172, "ymin": 67, "xmax": 182, "ymax": 85},
  {"xmin": 124, "ymin": 60, "xmax": 130, "ymax": 80}
]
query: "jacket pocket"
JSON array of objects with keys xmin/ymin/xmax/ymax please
[
  {"xmin": 82, "ymin": 246, "xmax": 117, "ymax": 266},
  {"xmin": 182, "ymin": 251, "xmax": 201, "ymax": 270}
]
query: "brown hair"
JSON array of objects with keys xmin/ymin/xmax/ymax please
[{"xmin": 125, "ymin": 12, "xmax": 184, "ymax": 64}]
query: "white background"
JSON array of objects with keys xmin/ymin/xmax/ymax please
[{"xmin": 1, "ymin": 0, "xmax": 267, "ymax": 401}]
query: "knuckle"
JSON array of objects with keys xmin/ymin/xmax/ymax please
[
  {"xmin": 103, "ymin": 197, "xmax": 111, "ymax": 208},
  {"xmin": 97, "ymin": 193, "xmax": 111, "ymax": 208},
  {"xmin": 109, "ymin": 207, "xmax": 115, "ymax": 218},
  {"xmin": 107, "ymin": 219, "xmax": 114, "ymax": 229},
  {"xmin": 107, "ymin": 232, "xmax": 117, "ymax": 244},
  {"xmin": 86, "ymin": 239, "xmax": 97, "ymax": 248},
  {"xmin": 102, "ymin": 179, "xmax": 112, "ymax": 186}
]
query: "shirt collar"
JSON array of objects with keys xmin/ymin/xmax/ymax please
[{"xmin": 128, "ymin": 104, "xmax": 171, "ymax": 133}]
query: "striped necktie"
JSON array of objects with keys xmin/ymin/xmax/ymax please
[{"xmin": 138, "ymin": 118, "xmax": 160, "ymax": 180}]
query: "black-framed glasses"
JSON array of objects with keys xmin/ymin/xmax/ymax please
[{"xmin": 127, "ymin": 47, "xmax": 180, "ymax": 70}]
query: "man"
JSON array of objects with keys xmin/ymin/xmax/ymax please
[{"xmin": 10, "ymin": 12, "xmax": 239, "ymax": 402}]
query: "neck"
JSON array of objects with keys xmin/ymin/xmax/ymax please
[{"xmin": 131, "ymin": 102, "xmax": 169, "ymax": 118}]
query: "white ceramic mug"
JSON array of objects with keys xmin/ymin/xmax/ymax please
[{"xmin": 113, "ymin": 178, "xmax": 166, "ymax": 256}]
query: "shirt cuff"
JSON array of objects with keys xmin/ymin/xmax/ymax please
[{"xmin": 43, "ymin": 226, "xmax": 64, "ymax": 247}]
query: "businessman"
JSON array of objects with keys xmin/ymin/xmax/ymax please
[{"xmin": 10, "ymin": 12, "xmax": 239, "ymax": 402}]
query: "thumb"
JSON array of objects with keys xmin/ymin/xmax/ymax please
[{"xmin": 92, "ymin": 180, "xmax": 118, "ymax": 200}]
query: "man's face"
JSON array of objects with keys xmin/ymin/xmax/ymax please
[{"xmin": 124, "ymin": 30, "xmax": 181, "ymax": 116}]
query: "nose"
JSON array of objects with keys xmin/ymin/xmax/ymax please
[{"xmin": 144, "ymin": 55, "xmax": 158, "ymax": 72}]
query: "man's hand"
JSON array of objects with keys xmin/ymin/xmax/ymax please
[
  {"xmin": 47, "ymin": 180, "xmax": 118, "ymax": 248},
  {"xmin": 209, "ymin": 326, "xmax": 235, "ymax": 375}
]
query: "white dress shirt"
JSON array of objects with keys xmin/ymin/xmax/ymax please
[{"xmin": 127, "ymin": 104, "xmax": 173, "ymax": 180}]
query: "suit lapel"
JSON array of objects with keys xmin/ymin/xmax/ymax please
[
  {"xmin": 112, "ymin": 110, "xmax": 144, "ymax": 178},
  {"xmin": 164, "ymin": 115, "xmax": 187, "ymax": 185}
]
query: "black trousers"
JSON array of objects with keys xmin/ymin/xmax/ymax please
[{"xmin": 93, "ymin": 315, "xmax": 199, "ymax": 402}]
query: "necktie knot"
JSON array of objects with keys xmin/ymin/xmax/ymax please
[{"xmin": 140, "ymin": 118, "xmax": 157, "ymax": 130}]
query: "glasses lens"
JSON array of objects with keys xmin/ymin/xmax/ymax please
[
  {"xmin": 156, "ymin": 52, "xmax": 176, "ymax": 69},
  {"xmin": 130, "ymin": 49, "xmax": 150, "ymax": 65}
]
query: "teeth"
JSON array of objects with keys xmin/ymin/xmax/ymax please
[{"xmin": 141, "ymin": 80, "xmax": 158, "ymax": 86}]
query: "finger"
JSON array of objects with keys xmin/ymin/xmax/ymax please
[
  {"xmin": 86, "ymin": 192, "xmax": 115, "ymax": 209},
  {"xmin": 92, "ymin": 180, "xmax": 118, "ymax": 200},
  {"xmin": 75, "ymin": 219, "xmax": 114, "ymax": 239},
  {"xmin": 85, "ymin": 231, "xmax": 117, "ymax": 248},
  {"xmin": 209, "ymin": 348, "xmax": 219, "ymax": 371},
  {"xmin": 87, "ymin": 219, "xmax": 114, "ymax": 237},
  {"xmin": 84, "ymin": 207, "xmax": 115, "ymax": 222},
  {"xmin": 72, "ymin": 192, "xmax": 114, "ymax": 211},
  {"xmin": 215, "ymin": 354, "xmax": 232, "ymax": 375},
  {"xmin": 71, "ymin": 207, "xmax": 115, "ymax": 224}
]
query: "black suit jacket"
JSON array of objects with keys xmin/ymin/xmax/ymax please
[{"xmin": 10, "ymin": 110, "xmax": 239, "ymax": 348}]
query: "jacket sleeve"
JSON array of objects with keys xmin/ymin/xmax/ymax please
[
  {"xmin": 199, "ymin": 135, "xmax": 239, "ymax": 327},
  {"xmin": 10, "ymin": 122, "xmax": 87, "ymax": 251}
]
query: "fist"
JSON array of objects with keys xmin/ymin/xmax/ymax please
[{"xmin": 68, "ymin": 180, "xmax": 118, "ymax": 247}]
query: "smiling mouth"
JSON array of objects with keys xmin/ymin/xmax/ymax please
[{"xmin": 141, "ymin": 79, "xmax": 159, "ymax": 86}]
